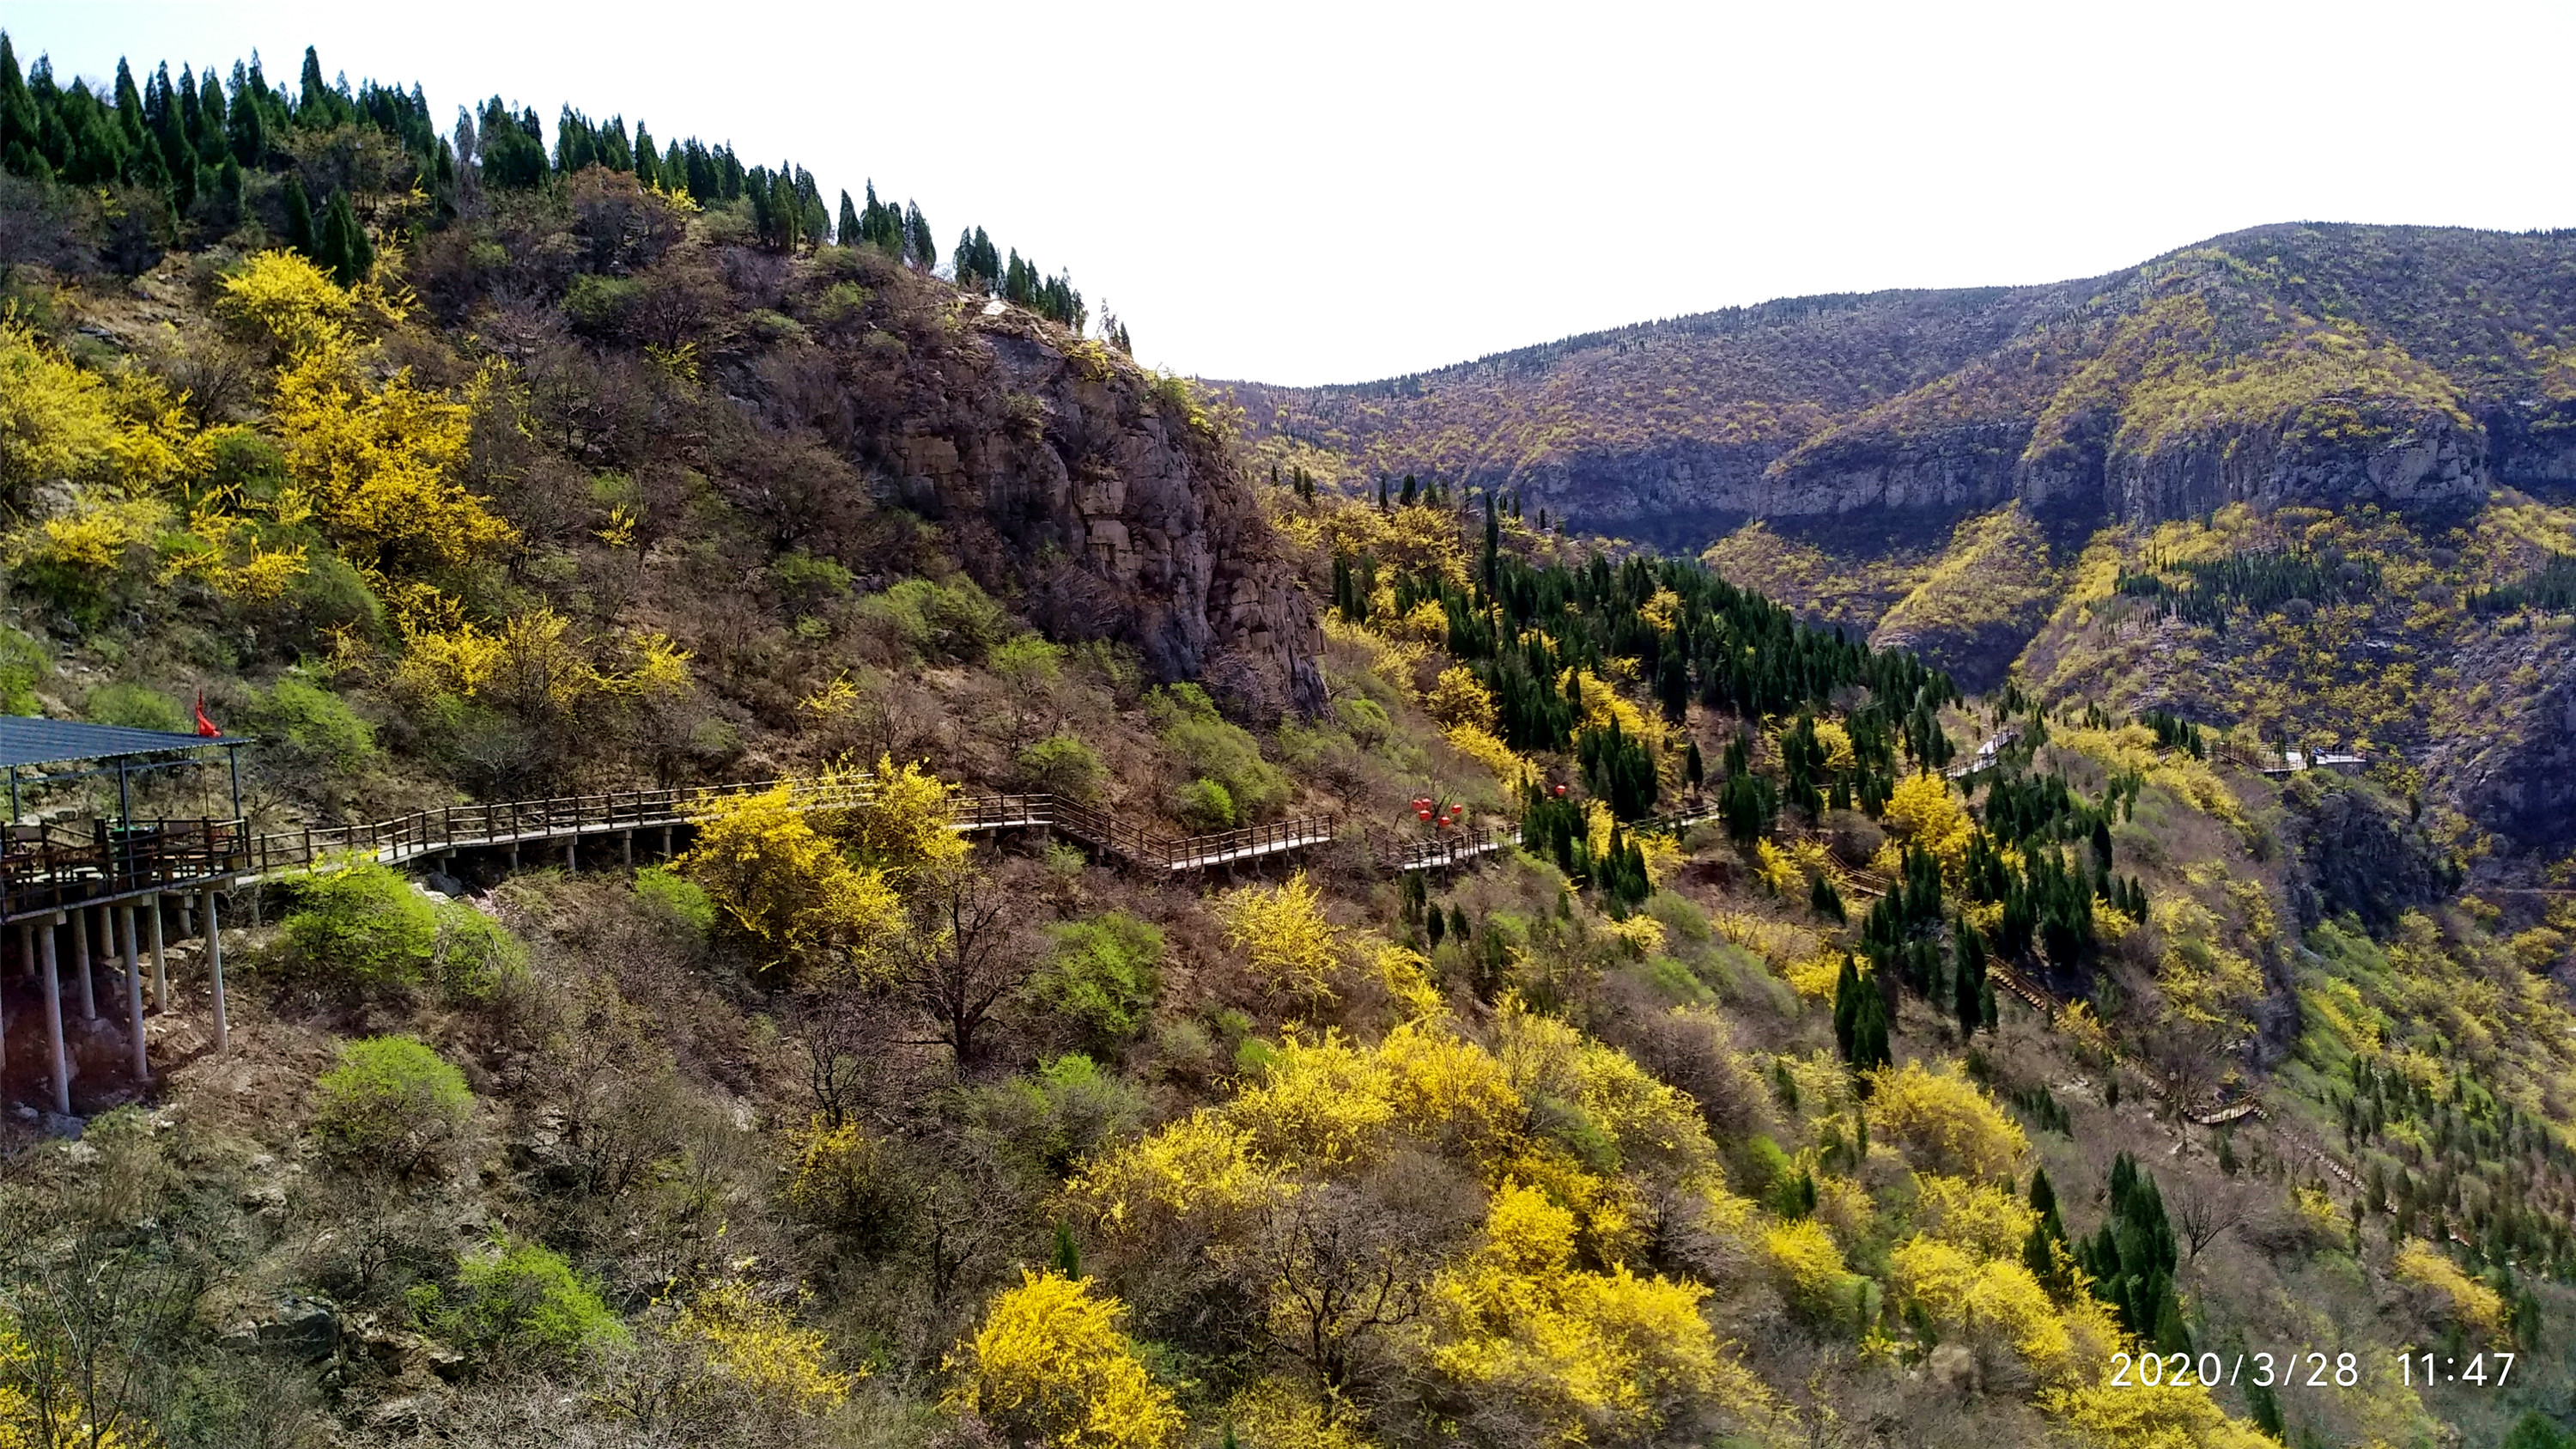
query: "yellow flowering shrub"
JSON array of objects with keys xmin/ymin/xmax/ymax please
[
  {"xmin": 8, "ymin": 490, "xmax": 168, "ymax": 575},
  {"xmin": 1863, "ymin": 1061, "xmax": 2027, "ymax": 1180},
  {"xmin": 946, "ymin": 1271, "xmax": 1182, "ymax": 1449},
  {"xmin": 674, "ymin": 1280, "xmax": 857, "ymax": 1414},
  {"xmin": 0, "ymin": 319, "xmax": 124, "ymax": 497},
  {"xmin": 1217, "ymin": 870, "xmax": 1341, "ymax": 1001},
  {"xmin": 1225, "ymin": 1029, "xmax": 1399, "ymax": 1166},
  {"xmin": 2148, "ymin": 892, "xmax": 2264, "ymax": 1031},
  {"xmin": 1443, "ymin": 722, "xmax": 1527, "ymax": 788},
  {"xmin": 270, "ymin": 338, "xmax": 515, "ymax": 580},
  {"xmin": 2039, "ymin": 1380, "xmax": 2281, "ymax": 1449},
  {"xmin": 1876, "ymin": 773, "xmax": 1976, "ymax": 878},
  {"xmin": 818, "ymin": 754, "xmax": 966, "ymax": 878},
  {"xmin": 1429, "ymin": 1183, "xmax": 1757, "ymax": 1442},
  {"xmin": 1911, "ymin": 1172, "xmax": 2038, "ymax": 1258},
  {"xmin": 1426, "ymin": 665, "xmax": 1499, "ymax": 731},
  {"xmin": 2392, "ymin": 1238, "xmax": 2506, "ymax": 1343},
  {"xmin": 677, "ymin": 782, "xmax": 905, "ymax": 976},
  {"xmin": 1887, "ymin": 1234, "xmax": 2070, "ymax": 1373},
  {"xmin": 216, "ymin": 249, "xmax": 356, "ymax": 355},
  {"xmin": 1068, "ymin": 1111, "xmax": 1274, "ymax": 1233},
  {"xmin": 1763, "ymin": 1218, "xmax": 1859, "ymax": 1314}
]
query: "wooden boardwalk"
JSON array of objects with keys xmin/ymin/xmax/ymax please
[{"xmin": 231, "ymin": 777, "xmax": 1344, "ymax": 881}]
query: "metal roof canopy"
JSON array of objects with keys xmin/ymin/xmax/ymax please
[
  {"xmin": 0, "ymin": 715, "xmax": 237, "ymax": 769},
  {"xmin": 0, "ymin": 716, "xmax": 246, "ymax": 825}
]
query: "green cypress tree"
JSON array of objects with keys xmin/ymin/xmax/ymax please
[
  {"xmin": 905, "ymin": 200, "xmax": 933, "ymax": 268},
  {"xmin": 295, "ymin": 46, "xmax": 331, "ymax": 126},
  {"xmin": 1449, "ymin": 904, "xmax": 1470, "ymax": 947},
  {"xmin": 193, "ymin": 68, "xmax": 226, "ymax": 163},
  {"xmin": 632, "ymin": 125, "xmax": 659, "ymax": 187},
  {"xmin": 838, "ymin": 190, "xmax": 860, "ymax": 247},
  {"xmin": 282, "ymin": 171, "xmax": 315, "ymax": 255},
  {"xmin": 0, "ymin": 33, "xmax": 34, "ymax": 161},
  {"xmin": 1832, "ymin": 955, "xmax": 1862, "ymax": 1062},
  {"xmin": 343, "ymin": 191, "xmax": 374, "ymax": 280},
  {"xmin": 316, "ymin": 189, "xmax": 363, "ymax": 283}
]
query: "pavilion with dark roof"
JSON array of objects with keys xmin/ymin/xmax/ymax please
[{"xmin": 1, "ymin": 715, "xmax": 249, "ymax": 1121}]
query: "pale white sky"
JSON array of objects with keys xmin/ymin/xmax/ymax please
[{"xmin": 11, "ymin": 1, "xmax": 2573, "ymax": 386}]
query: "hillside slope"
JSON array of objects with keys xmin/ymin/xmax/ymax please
[{"xmin": 3, "ymin": 33, "xmax": 2576, "ymax": 1449}]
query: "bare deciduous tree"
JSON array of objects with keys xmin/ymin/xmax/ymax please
[{"xmin": 890, "ymin": 862, "xmax": 1035, "ymax": 1068}]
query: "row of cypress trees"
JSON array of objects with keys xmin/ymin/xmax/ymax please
[{"xmin": 0, "ymin": 33, "xmax": 1103, "ymax": 337}]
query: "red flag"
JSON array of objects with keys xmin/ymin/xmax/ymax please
[{"xmin": 194, "ymin": 691, "xmax": 220, "ymax": 738}]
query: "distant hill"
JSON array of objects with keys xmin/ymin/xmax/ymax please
[
  {"xmin": 1223, "ymin": 225, "xmax": 2576, "ymax": 860},
  {"xmin": 1220, "ymin": 223, "xmax": 2576, "ymax": 545}
]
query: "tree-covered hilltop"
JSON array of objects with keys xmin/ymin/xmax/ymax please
[
  {"xmin": 0, "ymin": 35, "xmax": 1099, "ymax": 332},
  {"xmin": 2, "ymin": 24, "xmax": 2574, "ymax": 1449}
]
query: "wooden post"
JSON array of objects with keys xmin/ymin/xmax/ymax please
[
  {"xmin": 72, "ymin": 904, "xmax": 94, "ymax": 1020},
  {"xmin": 203, "ymin": 886, "xmax": 228, "ymax": 1053},
  {"xmin": 39, "ymin": 914, "xmax": 69, "ymax": 1116},
  {"xmin": 119, "ymin": 903, "xmax": 146, "ymax": 1082},
  {"xmin": 148, "ymin": 892, "xmax": 167, "ymax": 1012}
]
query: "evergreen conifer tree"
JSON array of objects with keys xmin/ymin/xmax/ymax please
[
  {"xmin": 905, "ymin": 200, "xmax": 933, "ymax": 268},
  {"xmin": 282, "ymin": 171, "xmax": 315, "ymax": 255},
  {"xmin": 295, "ymin": 47, "xmax": 331, "ymax": 126}
]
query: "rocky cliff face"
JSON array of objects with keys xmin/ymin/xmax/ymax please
[{"xmin": 894, "ymin": 318, "xmax": 1323, "ymax": 721}]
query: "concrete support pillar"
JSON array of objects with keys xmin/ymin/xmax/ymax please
[
  {"xmin": 203, "ymin": 887, "xmax": 228, "ymax": 1053},
  {"xmin": 118, "ymin": 903, "xmax": 146, "ymax": 1083},
  {"xmin": 659, "ymin": 825, "xmax": 673, "ymax": 859},
  {"xmin": 72, "ymin": 906, "xmax": 95, "ymax": 1020},
  {"xmin": 39, "ymin": 915, "xmax": 69, "ymax": 1116},
  {"xmin": 621, "ymin": 830, "xmax": 633, "ymax": 867},
  {"xmin": 565, "ymin": 836, "xmax": 578, "ymax": 872},
  {"xmin": 147, "ymin": 894, "xmax": 167, "ymax": 1012},
  {"xmin": 508, "ymin": 843, "xmax": 520, "ymax": 871}
]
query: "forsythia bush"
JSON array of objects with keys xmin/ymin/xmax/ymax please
[
  {"xmin": 1426, "ymin": 1182, "xmax": 1764, "ymax": 1442},
  {"xmin": 1876, "ymin": 772, "xmax": 1976, "ymax": 879},
  {"xmin": 1217, "ymin": 869, "xmax": 1341, "ymax": 1001},
  {"xmin": 946, "ymin": 1270, "xmax": 1182, "ymax": 1449},
  {"xmin": 216, "ymin": 248, "xmax": 357, "ymax": 355},
  {"xmin": 672, "ymin": 1280, "xmax": 856, "ymax": 1415},
  {"xmin": 2392, "ymin": 1237, "xmax": 2508, "ymax": 1343},
  {"xmin": 1863, "ymin": 1060, "xmax": 2029, "ymax": 1180},
  {"xmin": 679, "ymin": 782, "xmax": 904, "ymax": 976}
]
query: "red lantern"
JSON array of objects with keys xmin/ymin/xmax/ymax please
[
  {"xmin": 1552, "ymin": 783, "xmax": 1567, "ymax": 797},
  {"xmin": 1450, "ymin": 804, "xmax": 1464, "ymax": 816}
]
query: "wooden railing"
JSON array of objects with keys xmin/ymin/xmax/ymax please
[
  {"xmin": 1, "ymin": 817, "xmax": 252, "ymax": 922},
  {"xmin": 224, "ymin": 776, "xmax": 1340, "ymax": 880}
]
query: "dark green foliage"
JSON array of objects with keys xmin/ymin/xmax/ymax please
[
  {"xmin": 315, "ymin": 187, "xmax": 372, "ymax": 283},
  {"xmin": 1832, "ymin": 956, "xmax": 1889, "ymax": 1073},
  {"xmin": 2117, "ymin": 544, "xmax": 2380, "ymax": 630},
  {"xmin": 2022, "ymin": 1166, "xmax": 2075, "ymax": 1297},
  {"xmin": 1577, "ymin": 715, "xmax": 1657, "ymax": 819},
  {"xmin": 281, "ymin": 170, "xmax": 314, "ymax": 253},
  {"xmin": 2139, "ymin": 709, "xmax": 2205, "ymax": 757},
  {"xmin": 1383, "ymin": 551, "xmax": 1955, "ymax": 801},
  {"xmin": 1953, "ymin": 917, "xmax": 1987, "ymax": 1036},
  {"xmin": 2076, "ymin": 1153, "xmax": 2184, "ymax": 1345},
  {"xmin": 2470, "ymin": 551, "xmax": 2576, "ymax": 615},
  {"xmin": 1809, "ymin": 871, "xmax": 1844, "ymax": 923},
  {"xmin": 955, "ymin": 225, "xmax": 1000, "ymax": 291}
]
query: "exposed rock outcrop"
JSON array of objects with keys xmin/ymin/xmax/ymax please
[{"xmin": 886, "ymin": 320, "xmax": 1322, "ymax": 721}]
